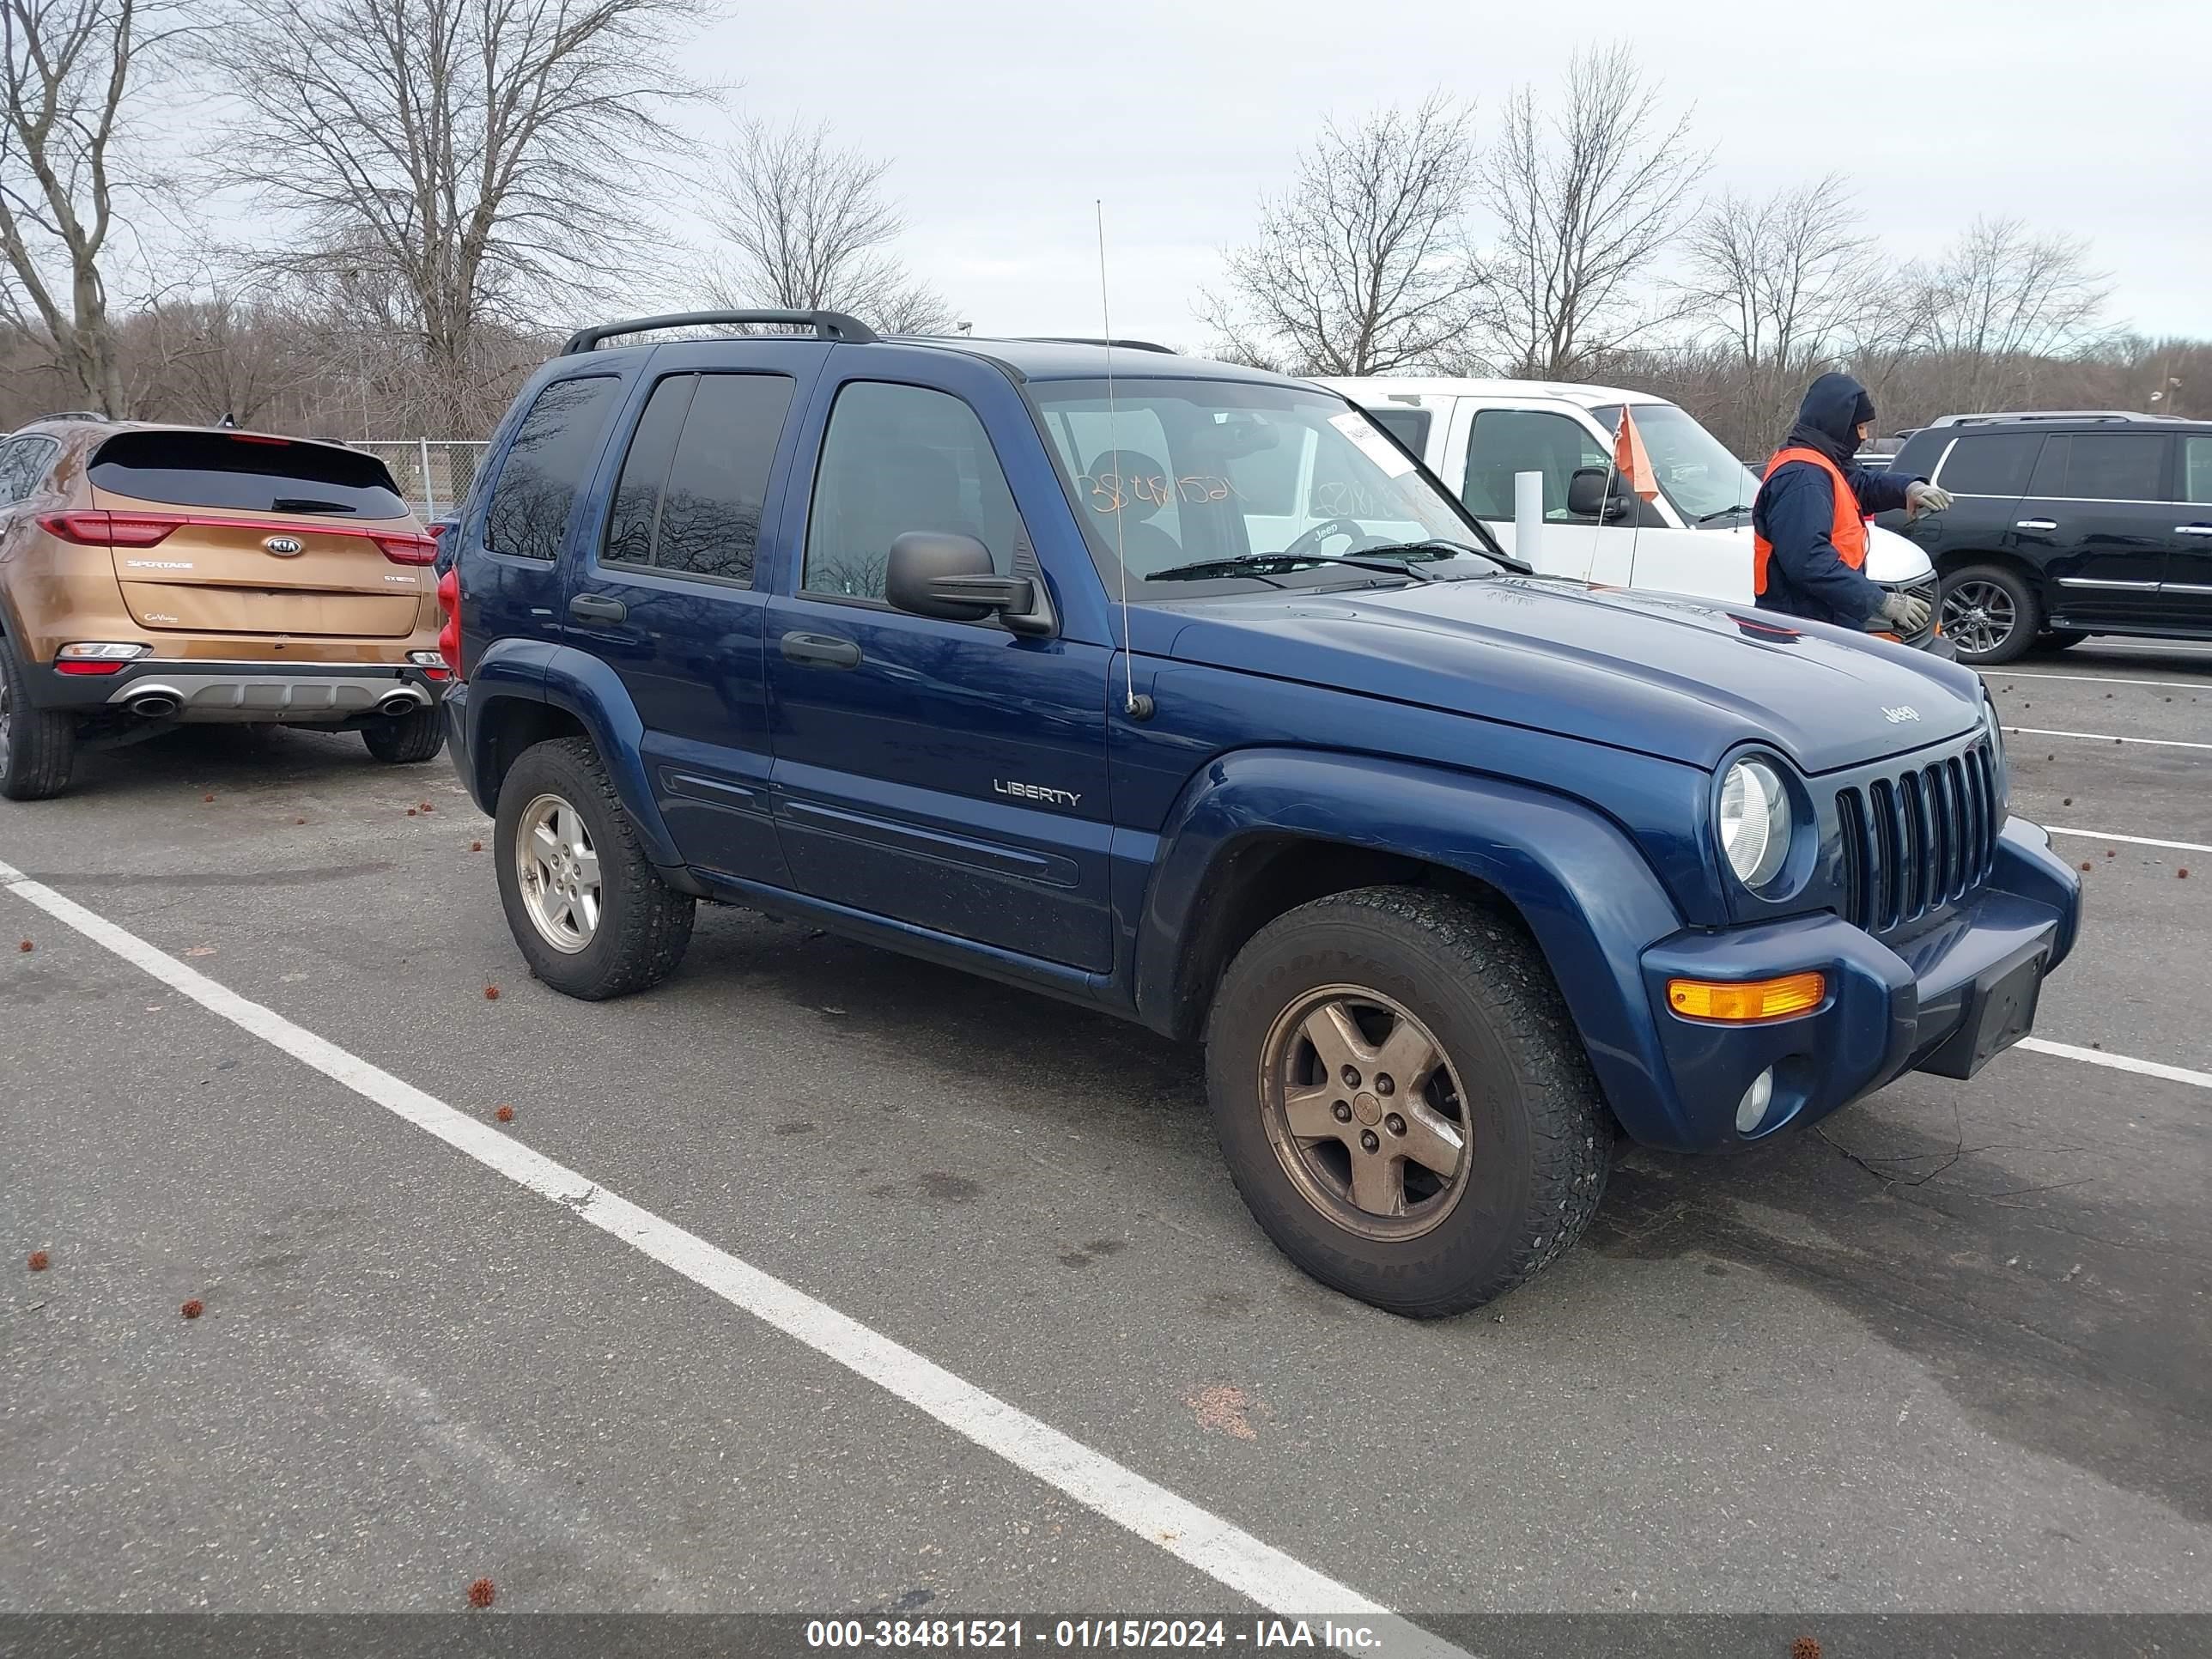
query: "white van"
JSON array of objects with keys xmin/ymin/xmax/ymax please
[{"xmin": 1316, "ymin": 377, "xmax": 1940, "ymax": 643}]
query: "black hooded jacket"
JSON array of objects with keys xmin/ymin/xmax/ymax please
[{"xmin": 1749, "ymin": 372, "xmax": 1918, "ymax": 627}]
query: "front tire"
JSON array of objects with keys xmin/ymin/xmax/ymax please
[
  {"xmin": 1941, "ymin": 563, "xmax": 2041, "ymax": 665},
  {"xmin": 361, "ymin": 704, "xmax": 445, "ymax": 763},
  {"xmin": 0, "ymin": 632, "xmax": 77, "ymax": 800},
  {"xmin": 1205, "ymin": 887, "xmax": 1611, "ymax": 1318},
  {"xmin": 493, "ymin": 737, "xmax": 695, "ymax": 999}
]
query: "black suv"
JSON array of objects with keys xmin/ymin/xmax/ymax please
[{"xmin": 1876, "ymin": 416, "xmax": 2212, "ymax": 664}]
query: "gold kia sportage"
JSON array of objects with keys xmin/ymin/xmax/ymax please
[{"xmin": 0, "ymin": 416, "xmax": 451, "ymax": 799}]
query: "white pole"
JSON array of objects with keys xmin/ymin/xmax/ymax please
[
  {"xmin": 419, "ymin": 437, "xmax": 436, "ymax": 520},
  {"xmin": 1514, "ymin": 470, "xmax": 1545, "ymax": 572}
]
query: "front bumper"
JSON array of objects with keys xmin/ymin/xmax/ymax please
[
  {"xmin": 31, "ymin": 658, "xmax": 447, "ymax": 723},
  {"xmin": 1631, "ymin": 816, "xmax": 2081, "ymax": 1152}
]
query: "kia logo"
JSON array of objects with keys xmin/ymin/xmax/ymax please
[{"xmin": 264, "ymin": 535, "xmax": 304, "ymax": 556}]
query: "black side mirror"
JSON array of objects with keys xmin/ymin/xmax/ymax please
[
  {"xmin": 885, "ymin": 532, "xmax": 1050, "ymax": 634},
  {"xmin": 1567, "ymin": 466, "xmax": 1632, "ymax": 521}
]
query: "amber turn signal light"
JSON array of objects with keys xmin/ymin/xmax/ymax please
[{"xmin": 1667, "ymin": 972, "xmax": 1826, "ymax": 1023}]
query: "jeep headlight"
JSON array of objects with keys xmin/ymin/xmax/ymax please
[{"xmin": 1719, "ymin": 757, "xmax": 1791, "ymax": 890}]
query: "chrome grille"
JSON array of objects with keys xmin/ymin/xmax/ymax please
[{"xmin": 1836, "ymin": 739, "xmax": 2000, "ymax": 933}]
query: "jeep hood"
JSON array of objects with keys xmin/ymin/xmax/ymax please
[{"xmin": 1149, "ymin": 575, "xmax": 1984, "ymax": 774}]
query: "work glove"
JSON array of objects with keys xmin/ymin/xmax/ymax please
[
  {"xmin": 1879, "ymin": 590, "xmax": 1933, "ymax": 634},
  {"xmin": 1906, "ymin": 480, "xmax": 1953, "ymax": 517}
]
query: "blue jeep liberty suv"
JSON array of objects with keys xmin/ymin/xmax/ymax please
[{"xmin": 441, "ymin": 311, "xmax": 2083, "ymax": 1316}]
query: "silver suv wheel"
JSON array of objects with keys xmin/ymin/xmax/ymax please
[{"xmin": 514, "ymin": 791, "xmax": 601, "ymax": 952}]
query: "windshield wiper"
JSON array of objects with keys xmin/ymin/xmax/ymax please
[
  {"xmin": 1147, "ymin": 553, "xmax": 1431, "ymax": 584},
  {"xmin": 1695, "ymin": 504, "xmax": 1752, "ymax": 525},
  {"xmin": 1145, "ymin": 554, "xmax": 1296, "ymax": 586},
  {"xmin": 1359, "ymin": 538, "xmax": 1534, "ymax": 575}
]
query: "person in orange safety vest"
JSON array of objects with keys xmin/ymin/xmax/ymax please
[{"xmin": 1751, "ymin": 372, "xmax": 1949, "ymax": 634}]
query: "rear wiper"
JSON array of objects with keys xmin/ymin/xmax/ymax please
[
  {"xmin": 271, "ymin": 497, "xmax": 357, "ymax": 514},
  {"xmin": 1360, "ymin": 538, "xmax": 1534, "ymax": 575},
  {"xmin": 1695, "ymin": 504, "xmax": 1751, "ymax": 525}
]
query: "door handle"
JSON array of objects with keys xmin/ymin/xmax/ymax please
[
  {"xmin": 2014, "ymin": 519, "xmax": 2057, "ymax": 532},
  {"xmin": 2176, "ymin": 524, "xmax": 2212, "ymax": 537},
  {"xmin": 780, "ymin": 630, "xmax": 862, "ymax": 669},
  {"xmin": 568, "ymin": 593, "xmax": 629, "ymax": 623}
]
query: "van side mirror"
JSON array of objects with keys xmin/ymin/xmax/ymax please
[
  {"xmin": 1567, "ymin": 467, "xmax": 1632, "ymax": 521},
  {"xmin": 884, "ymin": 532, "xmax": 1050, "ymax": 635}
]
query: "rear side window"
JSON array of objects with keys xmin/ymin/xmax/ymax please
[
  {"xmin": 0, "ymin": 436, "xmax": 58, "ymax": 502},
  {"xmin": 2033, "ymin": 433, "xmax": 2169, "ymax": 501},
  {"xmin": 2185, "ymin": 435, "xmax": 2212, "ymax": 505},
  {"xmin": 602, "ymin": 372, "xmax": 793, "ymax": 585},
  {"xmin": 486, "ymin": 375, "xmax": 620, "ymax": 561},
  {"xmin": 804, "ymin": 381, "xmax": 1024, "ymax": 603},
  {"xmin": 88, "ymin": 431, "xmax": 406, "ymax": 517},
  {"xmin": 1365, "ymin": 406, "xmax": 1432, "ymax": 456},
  {"xmin": 1933, "ymin": 433, "xmax": 2039, "ymax": 497}
]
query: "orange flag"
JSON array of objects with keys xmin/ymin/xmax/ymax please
[{"xmin": 1613, "ymin": 405, "xmax": 1660, "ymax": 501}]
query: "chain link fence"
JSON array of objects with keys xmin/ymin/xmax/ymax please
[{"xmin": 356, "ymin": 441, "xmax": 490, "ymax": 522}]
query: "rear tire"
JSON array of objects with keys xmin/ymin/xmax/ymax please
[
  {"xmin": 1204, "ymin": 887, "xmax": 1612, "ymax": 1318},
  {"xmin": 361, "ymin": 704, "xmax": 445, "ymax": 763},
  {"xmin": 494, "ymin": 737, "xmax": 694, "ymax": 1000},
  {"xmin": 0, "ymin": 632, "xmax": 77, "ymax": 800},
  {"xmin": 1941, "ymin": 562, "xmax": 2040, "ymax": 665}
]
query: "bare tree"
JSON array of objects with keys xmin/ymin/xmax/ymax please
[
  {"xmin": 704, "ymin": 116, "xmax": 957, "ymax": 335},
  {"xmin": 192, "ymin": 0, "xmax": 712, "ymax": 437},
  {"xmin": 1475, "ymin": 44, "xmax": 1707, "ymax": 379},
  {"xmin": 1199, "ymin": 94, "xmax": 1485, "ymax": 376},
  {"xmin": 1674, "ymin": 175, "xmax": 1883, "ymax": 443},
  {"xmin": 1, "ymin": 0, "xmax": 189, "ymax": 413},
  {"xmin": 1904, "ymin": 216, "xmax": 2112, "ymax": 411}
]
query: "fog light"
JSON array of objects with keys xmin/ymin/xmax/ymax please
[{"xmin": 1735, "ymin": 1067, "xmax": 1776, "ymax": 1135}]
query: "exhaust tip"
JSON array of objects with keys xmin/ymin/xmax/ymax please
[
  {"xmin": 126, "ymin": 691, "xmax": 179, "ymax": 719},
  {"xmin": 376, "ymin": 690, "xmax": 423, "ymax": 716}
]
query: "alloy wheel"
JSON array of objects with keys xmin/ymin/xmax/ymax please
[
  {"xmin": 1256, "ymin": 984, "xmax": 1472, "ymax": 1242},
  {"xmin": 514, "ymin": 792, "xmax": 602, "ymax": 953},
  {"xmin": 1942, "ymin": 580, "xmax": 2018, "ymax": 659}
]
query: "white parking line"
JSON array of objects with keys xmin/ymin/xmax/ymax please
[
  {"xmin": 2043, "ymin": 826, "xmax": 2212, "ymax": 854},
  {"xmin": 1985, "ymin": 671, "xmax": 2209, "ymax": 690},
  {"xmin": 2019, "ymin": 1038, "xmax": 2212, "ymax": 1091},
  {"xmin": 0, "ymin": 857, "xmax": 1457, "ymax": 1653},
  {"xmin": 2005, "ymin": 726, "xmax": 2212, "ymax": 752}
]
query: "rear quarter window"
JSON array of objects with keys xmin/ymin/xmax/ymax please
[
  {"xmin": 1931, "ymin": 433, "xmax": 2041, "ymax": 497},
  {"xmin": 485, "ymin": 375, "xmax": 621, "ymax": 562},
  {"xmin": 88, "ymin": 431, "xmax": 408, "ymax": 516}
]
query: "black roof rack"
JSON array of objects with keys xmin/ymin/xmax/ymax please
[
  {"xmin": 1012, "ymin": 336, "xmax": 1177, "ymax": 355},
  {"xmin": 559, "ymin": 309, "xmax": 877, "ymax": 355}
]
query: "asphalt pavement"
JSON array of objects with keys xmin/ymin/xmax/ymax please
[{"xmin": 3, "ymin": 639, "xmax": 2209, "ymax": 1630}]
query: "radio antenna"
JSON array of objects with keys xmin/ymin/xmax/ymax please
[{"xmin": 1097, "ymin": 199, "xmax": 1146, "ymax": 720}]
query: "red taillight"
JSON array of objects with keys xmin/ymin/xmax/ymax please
[
  {"xmin": 56, "ymin": 659, "xmax": 129, "ymax": 675},
  {"xmin": 436, "ymin": 565, "xmax": 463, "ymax": 678},
  {"xmin": 39, "ymin": 510, "xmax": 184, "ymax": 547},
  {"xmin": 373, "ymin": 532, "xmax": 438, "ymax": 566},
  {"xmin": 425, "ymin": 521, "xmax": 450, "ymax": 542}
]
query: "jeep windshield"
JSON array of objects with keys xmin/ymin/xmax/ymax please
[
  {"xmin": 1031, "ymin": 379, "xmax": 1511, "ymax": 597},
  {"xmin": 1591, "ymin": 401, "xmax": 1763, "ymax": 525}
]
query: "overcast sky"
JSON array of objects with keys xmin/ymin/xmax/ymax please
[{"xmin": 663, "ymin": 0, "xmax": 2210, "ymax": 349}]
